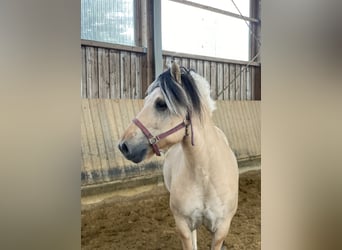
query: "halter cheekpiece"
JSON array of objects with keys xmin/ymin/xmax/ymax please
[{"xmin": 132, "ymin": 113, "xmax": 194, "ymax": 156}]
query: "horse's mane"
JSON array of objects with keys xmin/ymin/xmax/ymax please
[{"xmin": 147, "ymin": 67, "xmax": 216, "ymax": 119}]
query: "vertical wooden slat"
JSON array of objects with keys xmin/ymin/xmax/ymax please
[
  {"xmin": 141, "ymin": 54, "xmax": 148, "ymax": 95},
  {"xmin": 120, "ymin": 51, "xmax": 131, "ymax": 98},
  {"xmin": 181, "ymin": 57, "xmax": 189, "ymax": 68},
  {"xmin": 135, "ymin": 55, "xmax": 142, "ymax": 98},
  {"xmin": 109, "ymin": 49, "xmax": 120, "ymax": 99},
  {"xmin": 235, "ymin": 65, "xmax": 241, "ymax": 100},
  {"xmin": 189, "ymin": 59, "xmax": 197, "ymax": 71},
  {"xmin": 98, "ymin": 48, "xmax": 110, "ymax": 98},
  {"xmin": 81, "ymin": 46, "xmax": 87, "ymax": 98},
  {"xmin": 210, "ymin": 62, "xmax": 217, "ymax": 99},
  {"xmin": 203, "ymin": 61, "xmax": 211, "ymax": 83},
  {"xmin": 97, "ymin": 100, "xmax": 116, "ymax": 179},
  {"xmin": 241, "ymin": 66, "xmax": 246, "ymax": 100},
  {"xmin": 251, "ymin": 66, "xmax": 255, "ymax": 100},
  {"xmin": 86, "ymin": 47, "xmax": 99, "ymax": 98},
  {"xmin": 111, "ymin": 100, "xmax": 127, "ymax": 169},
  {"xmin": 197, "ymin": 60, "xmax": 203, "ymax": 76},
  {"xmin": 164, "ymin": 56, "xmax": 173, "ymax": 70},
  {"xmin": 130, "ymin": 53, "xmax": 137, "ymax": 98},
  {"xmin": 81, "ymin": 103, "xmax": 93, "ymax": 184},
  {"xmin": 90, "ymin": 99, "xmax": 110, "ymax": 181},
  {"xmin": 254, "ymin": 66, "xmax": 261, "ymax": 100},
  {"xmin": 246, "ymin": 67, "xmax": 252, "ymax": 100},
  {"xmin": 217, "ymin": 63, "xmax": 223, "ymax": 100},
  {"xmin": 229, "ymin": 64, "xmax": 236, "ymax": 100},
  {"xmin": 223, "ymin": 63, "xmax": 230, "ymax": 100},
  {"xmin": 82, "ymin": 100, "xmax": 102, "ymax": 182},
  {"xmin": 134, "ymin": 0, "xmax": 142, "ymax": 46},
  {"xmin": 103, "ymin": 100, "xmax": 124, "ymax": 171}
]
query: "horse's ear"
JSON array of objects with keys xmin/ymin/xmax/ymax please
[{"xmin": 170, "ymin": 61, "xmax": 181, "ymax": 84}]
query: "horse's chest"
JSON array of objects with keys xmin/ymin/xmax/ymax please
[
  {"xmin": 171, "ymin": 190, "xmax": 224, "ymax": 232},
  {"xmin": 186, "ymin": 203, "xmax": 223, "ymax": 232}
]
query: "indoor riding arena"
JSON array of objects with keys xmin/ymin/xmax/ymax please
[{"xmin": 81, "ymin": 0, "xmax": 261, "ymax": 249}]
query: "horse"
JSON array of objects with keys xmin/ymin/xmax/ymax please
[{"xmin": 118, "ymin": 61, "xmax": 239, "ymax": 250}]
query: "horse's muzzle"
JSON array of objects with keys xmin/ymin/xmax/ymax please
[{"xmin": 118, "ymin": 140, "xmax": 148, "ymax": 163}]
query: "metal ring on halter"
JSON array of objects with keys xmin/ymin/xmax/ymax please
[{"xmin": 148, "ymin": 136, "xmax": 159, "ymax": 145}]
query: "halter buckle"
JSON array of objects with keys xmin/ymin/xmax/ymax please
[{"xmin": 149, "ymin": 137, "xmax": 159, "ymax": 145}]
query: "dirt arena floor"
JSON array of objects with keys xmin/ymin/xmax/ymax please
[{"xmin": 82, "ymin": 170, "xmax": 260, "ymax": 249}]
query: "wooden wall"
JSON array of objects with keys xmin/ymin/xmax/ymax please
[
  {"xmin": 81, "ymin": 44, "xmax": 147, "ymax": 99},
  {"xmin": 81, "ymin": 44, "xmax": 261, "ymax": 100},
  {"xmin": 81, "ymin": 99, "xmax": 260, "ymax": 187},
  {"xmin": 163, "ymin": 51, "xmax": 261, "ymax": 100}
]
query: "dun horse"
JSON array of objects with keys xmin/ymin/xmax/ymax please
[{"xmin": 118, "ymin": 62, "xmax": 239, "ymax": 250}]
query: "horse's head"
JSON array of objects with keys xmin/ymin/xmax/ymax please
[{"xmin": 118, "ymin": 61, "xmax": 202, "ymax": 163}]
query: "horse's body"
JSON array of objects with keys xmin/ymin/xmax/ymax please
[{"xmin": 119, "ymin": 62, "xmax": 238, "ymax": 250}]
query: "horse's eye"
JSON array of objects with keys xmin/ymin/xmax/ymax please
[{"xmin": 155, "ymin": 100, "xmax": 167, "ymax": 112}]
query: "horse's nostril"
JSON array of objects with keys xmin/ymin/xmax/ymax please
[{"xmin": 119, "ymin": 141, "xmax": 129, "ymax": 155}]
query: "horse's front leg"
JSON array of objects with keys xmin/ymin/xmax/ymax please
[
  {"xmin": 173, "ymin": 214, "xmax": 194, "ymax": 250},
  {"xmin": 211, "ymin": 217, "xmax": 232, "ymax": 250}
]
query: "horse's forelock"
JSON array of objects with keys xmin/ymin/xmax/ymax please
[{"xmin": 147, "ymin": 68, "xmax": 210, "ymax": 119}]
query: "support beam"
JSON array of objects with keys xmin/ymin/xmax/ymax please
[
  {"xmin": 169, "ymin": 0, "xmax": 259, "ymax": 23},
  {"xmin": 153, "ymin": 0, "xmax": 163, "ymax": 77}
]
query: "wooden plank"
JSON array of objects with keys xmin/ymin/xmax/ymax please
[
  {"xmin": 130, "ymin": 53, "xmax": 137, "ymax": 98},
  {"xmin": 120, "ymin": 51, "xmax": 131, "ymax": 98},
  {"xmin": 223, "ymin": 63, "xmax": 230, "ymax": 100},
  {"xmin": 82, "ymin": 100, "xmax": 102, "ymax": 182},
  {"xmin": 90, "ymin": 99, "xmax": 110, "ymax": 181},
  {"xmin": 81, "ymin": 40, "xmax": 147, "ymax": 54},
  {"xmin": 203, "ymin": 61, "xmax": 211, "ymax": 83},
  {"xmin": 196, "ymin": 60, "xmax": 203, "ymax": 76},
  {"xmin": 135, "ymin": 55, "xmax": 142, "ymax": 98},
  {"xmin": 98, "ymin": 48, "xmax": 110, "ymax": 98},
  {"xmin": 86, "ymin": 47, "xmax": 98, "ymax": 98},
  {"xmin": 251, "ymin": 66, "xmax": 255, "ymax": 100},
  {"xmin": 145, "ymin": 0, "xmax": 154, "ymax": 89},
  {"xmin": 109, "ymin": 49, "xmax": 120, "ymax": 99},
  {"xmin": 217, "ymin": 63, "xmax": 223, "ymax": 100},
  {"xmin": 141, "ymin": 54, "xmax": 148, "ymax": 95},
  {"xmin": 81, "ymin": 46, "xmax": 87, "ymax": 98},
  {"xmin": 254, "ymin": 66, "xmax": 261, "ymax": 100},
  {"xmin": 81, "ymin": 104, "xmax": 94, "ymax": 184},
  {"xmin": 164, "ymin": 56, "xmax": 173, "ymax": 70},
  {"xmin": 163, "ymin": 50, "xmax": 260, "ymax": 66},
  {"xmin": 181, "ymin": 57, "xmax": 189, "ymax": 68},
  {"xmin": 97, "ymin": 100, "xmax": 116, "ymax": 180},
  {"xmin": 111, "ymin": 100, "xmax": 127, "ymax": 169},
  {"xmin": 229, "ymin": 64, "xmax": 236, "ymax": 100},
  {"xmin": 246, "ymin": 67, "xmax": 252, "ymax": 100},
  {"xmin": 140, "ymin": 0, "xmax": 148, "ymax": 47},
  {"xmin": 134, "ymin": 0, "xmax": 142, "ymax": 46},
  {"xmin": 241, "ymin": 66, "xmax": 247, "ymax": 100},
  {"xmin": 189, "ymin": 59, "xmax": 197, "ymax": 71},
  {"xmin": 210, "ymin": 62, "xmax": 217, "ymax": 99},
  {"xmin": 235, "ymin": 65, "xmax": 241, "ymax": 100}
]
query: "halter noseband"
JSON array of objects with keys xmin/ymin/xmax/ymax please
[{"xmin": 132, "ymin": 113, "xmax": 194, "ymax": 156}]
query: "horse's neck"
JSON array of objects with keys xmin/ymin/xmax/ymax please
[{"xmin": 181, "ymin": 118, "xmax": 217, "ymax": 170}]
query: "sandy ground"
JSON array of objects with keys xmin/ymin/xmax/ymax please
[{"xmin": 81, "ymin": 170, "xmax": 260, "ymax": 249}]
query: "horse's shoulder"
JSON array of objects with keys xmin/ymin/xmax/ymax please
[{"xmin": 214, "ymin": 126, "xmax": 230, "ymax": 146}]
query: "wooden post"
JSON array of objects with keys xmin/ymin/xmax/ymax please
[
  {"xmin": 140, "ymin": 0, "xmax": 155, "ymax": 95},
  {"xmin": 250, "ymin": 0, "xmax": 261, "ymax": 100},
  {"xmin": 153, "ymin": 0, "xmax": 163, "ymax": 78}
]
